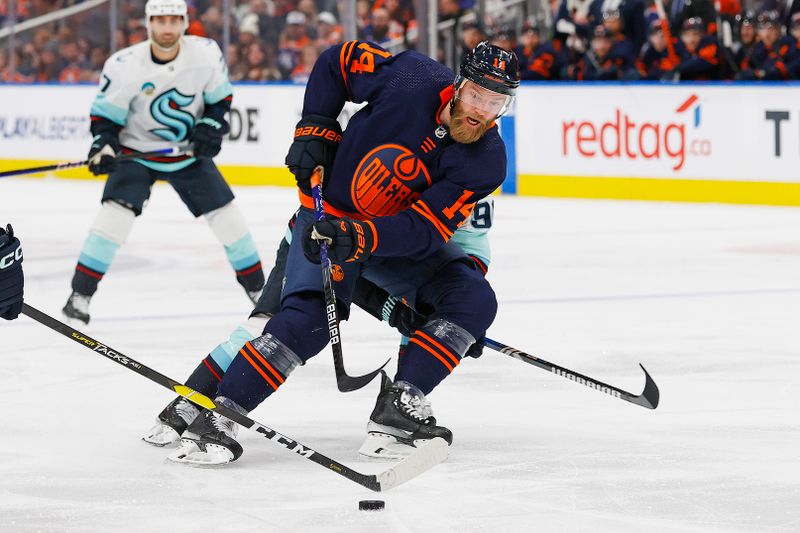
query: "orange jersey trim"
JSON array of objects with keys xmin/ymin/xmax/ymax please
[
  {"xmin": 298, "ymin": 190, "xmax": 365, "ymax": 220},
  {"xmin": 410, "ymin": 200, "xmax": 454, "ymax": 241},
  {"xmin": 364, "ymin": 220, "xmax": 379, "ymax": 252},
  {"xmin": 339, "ymin": 40, "xmax": 357, "ymax": 96}
]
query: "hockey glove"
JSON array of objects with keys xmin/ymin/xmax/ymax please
[
  {"xmin": 285, "ymin": 114, "xmax": 342, "ymax": 195},
  {"xmin": 0, "ymin": 224, "xmax": 24, "ymax": 320},
  {"xmin": 191, "ymin": 117, "xmax": 230, "ymax": 158},
  {"xmin": 302, "ymin": 218, "xmax": 377, "ymax": 264},
  {"xmin": 384, "ymin": 296, "xmax": 427, "ymax": 337},
  {"xmin": 464, "ymin": 337, "xmax": 484, "ymax": 358},
  {"xmin": 88, "ymin": 132, "xmax": 120, "ymax": 175}
]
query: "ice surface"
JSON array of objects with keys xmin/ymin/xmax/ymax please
[{"xmin": 1, "ymin": 178, "xmax": 798, "ymax": 532}]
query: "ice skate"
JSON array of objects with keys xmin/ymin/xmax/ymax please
[
  {"xmin": 359, "ymin": 374, "xmax": 453, "ymax": 459},
  {"xmin": 143, "ymin": 397, "xmax": 201, "ymax": 447},
  {"xmin": 167, "ymin": 397, "xmax": 245, "ymax": 466},
  {"xmin": 61, "ymin": 291, "xmax": 91, "ymax": 326}
]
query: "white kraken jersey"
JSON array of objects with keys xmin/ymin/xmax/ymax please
[{"xmin": 90, "ymin": 36, "xmax": 232, "ymax": 171}]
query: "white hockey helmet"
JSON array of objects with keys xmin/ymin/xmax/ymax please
[{"xmin": 145, "ymin": 0, "xmax": 189, "ymax": 39}]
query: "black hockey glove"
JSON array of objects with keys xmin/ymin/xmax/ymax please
[
  {"xmin": 302, "ymin": 218, "xmax": 377, "ymax": 264},
  {"xmin": 0, "ymin": 224, "xmax": 24, "ymax": 320},
  {"xmin": 285, "ymin": 114, "xmax": 342, "ymax": 195},
  {"xmin": 384, "ymin": 296, "xmax": 427, "ymax": 337},
  {"xmin": 191, "ymin": 117, "xmax": 230, "ymax": 158},
  {"xmin": 464, "ymin": 337, "xmax": 484, "ymax": 358},
  {"xmin": 87, "ymin": 131, "xmax": 120, "ymax": 175}
]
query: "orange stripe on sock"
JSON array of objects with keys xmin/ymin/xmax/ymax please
[
  {"xmin": 416, "ymin": 331, "xmax": 460, "ymax": 367},
  {"xmin": 238, "ymin": 346, "xmax": 280, "ymax": 391},
  {"xmin": 244, "ymin": 342, "xmax": 285, "ymax": 384},
  {"xmin": 409, "ymin": 337, "xmax": 454, "ymax": 372}
]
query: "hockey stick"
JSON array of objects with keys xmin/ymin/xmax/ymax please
[
  {"xmin": 19, "ymin": 303, "xmax": 448, "ymax": 491},
  {"xmin": 0, "ymin": 148, "xmax": 185, "ymax": 178},
  {"xmin": 483, "ymin": 337, "xmax": 660, "ymax": 409},
  {"xmin": 653, "ymin": 0, "xmax": 680, "ymax": 66},
  {"xmin": 309, "ymin": 166, "xmax": 389, "ymax": 392}
]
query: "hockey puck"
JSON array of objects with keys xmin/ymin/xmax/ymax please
[{"xmin": 358, "ymin": 500, "xmax": 385, "ymax": 511}]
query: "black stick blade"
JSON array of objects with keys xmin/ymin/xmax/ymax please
[
  {"xmin": 629, "ymin": 364, "xmax": 660, "ymax": 409},
  {"xmin": 336, "ymin": 358, "xmax": 391, "ymax": 392}
]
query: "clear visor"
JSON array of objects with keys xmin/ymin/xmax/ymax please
[{"xmin": 455, "ymin": 79, "xmax": 514, "ymax": 119}]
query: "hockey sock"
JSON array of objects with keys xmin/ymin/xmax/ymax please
[
  {"xmin": 216, "ymin": 334, "xmax": 304, "ymax": 412},
  {"xmin": 395, "ymin": 319, "xmax": 475, "ymax": 395},
  {"xmin": 204, "ymin": 202, "xmax": 264, "ymax": 292},
  {"xmin": 71, "ymin": 201, "xmax": 135, "ymax": 295},
  {"xmin": 184, "ymin": 315, "xmax": 270, "ymax": 396},
  {"xmin": 216, "ymin": 293, "xmax": 330, "ymax": 411}
]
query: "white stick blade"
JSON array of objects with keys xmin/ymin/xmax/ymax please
[{"xmin": 376, "ymin": 437, "xmax": 449, "ymax": 491}]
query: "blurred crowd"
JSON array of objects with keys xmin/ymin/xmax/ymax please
[{"xmin": 2, "ymin": 0, "xmax": 800, "ymax": 83}]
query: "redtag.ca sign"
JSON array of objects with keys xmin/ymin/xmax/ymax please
[{"xmin": 516, "ymin": 85, "xmax": 797, "ymax": 183}]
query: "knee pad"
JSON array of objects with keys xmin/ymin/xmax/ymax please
[
  {"xmin": 204, "ymin": 201, "xmax": 250, "ymax": 246},
  {"xmin": 91, "ymin": 200, "xmax": 136, "ymax": 245}
]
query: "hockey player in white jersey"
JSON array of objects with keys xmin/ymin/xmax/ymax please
[
  {"xmin": 62, "ymin": 0, "xmax": 265, "ymax": 325},
  {"xmin": 142, "ymin": 198, "xmax": 494, "ymax": 464}
]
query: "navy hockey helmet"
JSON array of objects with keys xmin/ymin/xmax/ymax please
[
  {"xmin": 456, "ymin": 41, "xmax": 520, "ymax": 97},
  {"xmin": 453, "ymin": 41, "xmax": 520, "ymax": 118}
]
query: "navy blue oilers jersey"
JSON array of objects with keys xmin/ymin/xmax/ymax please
[{"xmin": 299, "ymin": 40, "xmax": 507, "ymax": 259}]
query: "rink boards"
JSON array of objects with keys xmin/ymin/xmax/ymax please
[{"xmin": 0, "ymin": 82, "xmax": 798, "ymax": 205}]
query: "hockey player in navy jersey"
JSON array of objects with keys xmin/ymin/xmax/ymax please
[
  {"xmin": 61, "ymin": 0, "xmax": 265, "ymax": 326},
  {"xmin": 143, "ymin": 41, "xmax": 519, "ymax": 465}
]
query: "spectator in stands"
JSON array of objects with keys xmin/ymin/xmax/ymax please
[
  {"xmin": 675, "ymin": 17, "xmax": 721, "ymax": 79},
  {"xmin": 439, "ymin": 0, "xmax": 463, "ymax": 21},
  {"xmin": 554, "ymin": 0, "xmax": 594, "ymax": 48},
  {"xmin": 602, "ymin": 8, "xmax": 637, "ymax": 60},
  {"xmin": 666, "ymin": 0, "xmax": 717, "ymax": 36},
  {"xmin": 461, "ymin": 20, "xmax": 488, "ymax": 52},
  {"xmin": 638, "ymin": 19, "xmax": 680, "ymax": 79},
  {"xmin": 734, "ymin": 10, "xmax": 758, "ymax": 69},
  {"xmin": 278, "ymin": 10, "xmax": 311, "ymax": 78},
  {"xmin": 515, "ymin": 19, "xmax": 564, "ymax": 80},
  {"xmin": 291, "ymin": 43, "xmax": 320, "ymax": 83},
  {"xmin": 738, "ymin": 10, "xmax": 797, "ymax": 79},
  {"xmin": 490, "ymin": 25, "xmax": 516, "ymax": 52},
  {"xmin": 297, "ymin": 0, "xmax": 319, "ymax": 27},
  {"xmin": 245, "ymin": 41, "xmax": 282, "ymax": 81},
  {"xmin": 316, "ymin": 11, "xmax": 344, "ymax": 48},
  {"xmin": 364, "ymin": 6, "xmax": 393, "ymax": 44},
  {"xmin": 592, "ymin": 0, "xmax": 647, "ymax": 52},
  {"xmin": 565, "ymin": 25, "xmax": 638, "ymax": 79}
]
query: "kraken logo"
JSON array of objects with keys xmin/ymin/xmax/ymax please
[{"xmin": 149, "ymin": 88, "xmax": 195, "ymax": 142}]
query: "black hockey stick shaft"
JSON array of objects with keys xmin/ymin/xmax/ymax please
[
  {"xmin": 19, "ymin": 303, "xmax": 390, "ymax": 490},
  {"xmin": 0, "ymin": 148, "xmax": 181, "ymax": 178},
  {"xmin": 309, "ymin": 167, "xmax": 388, "ymax": 392},
  {"xmin": 483, "ymin": 337, "xmax": 660, "ymax": 409}
]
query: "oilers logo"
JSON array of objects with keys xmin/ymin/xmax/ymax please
[
  {"xmin": 351, "ymin": 144, "xmax": 432, "ymax": 218},
  {"xmin": 149, "ymin": 88, "xmax": 195, "ymax": 142}
]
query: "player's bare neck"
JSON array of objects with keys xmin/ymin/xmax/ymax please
[{"xmin": 151, "ymin": 42, "xmax": 180, "ymax": 64}]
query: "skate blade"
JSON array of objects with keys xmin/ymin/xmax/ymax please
[
  {"xmin": 142, "ymin": 423, "xmax": 182, "ymax": 448},
  {"xmin": 358, "ymin": 432, "xmax": 420, "ymax": 460},
  {"xmin": 166, "ymin": 439, "xmax": 234, "ymax": 467}
]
